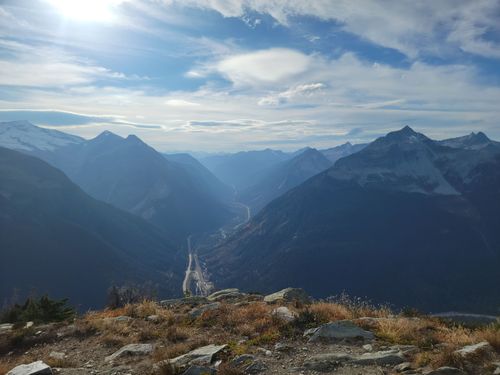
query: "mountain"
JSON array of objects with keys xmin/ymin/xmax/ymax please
[
  {"xmin": 50, "ymin": 132, "xmax": 233, "ymax": 242},
  {"xmin": 200, "ymin": 149, "xmax": 291, "ymax": 190},
  {"xmin": 439, "ymin": 131, "xmax": 498, "ymax": 150},
  {"xmin": 238, "ymin": 148, "xmax": 332, "ymax": 212},
  {"xmin": 0, "ymin": 122, "xmax": 233, "ymax": 242},
  {"xmin": 206, "ymin": 126, "xmax": 500, "ymax": 313},
  {"xmin": 163, "ymin": 153, "xmax": 233, "ymax": 203},
  {"xmin": 321, "ymin": 142, "xmax": 367, "ymax": 163},
  {"xmin": 0, "ymin": 147, "xmax": 184, "ymax": 309},
  {"xmin": 0, "ymin": 120, "xmax": 84, "ymax": 152}
]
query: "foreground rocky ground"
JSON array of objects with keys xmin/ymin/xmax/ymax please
[{"xmin": 1, "ymin": 288, "xmax": 499, "ymax": 375}]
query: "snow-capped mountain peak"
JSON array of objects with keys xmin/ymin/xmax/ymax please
[{"xmin": 0, "ymin": 120, "xmax": 84, "ymax": 152}]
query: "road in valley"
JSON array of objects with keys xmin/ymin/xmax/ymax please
[{"xmin": 181, "ymin": 197, "xmax": 251, "ymax": 296}]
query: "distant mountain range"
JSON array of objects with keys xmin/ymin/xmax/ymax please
[
  {"xmin": 238, "ymin": 148, "xmax": 333, "ymax": 212},
  {"xmin": 206, "ymin": 126, "xmax": 500, "ymax": 313},
  {"xmin": 0, "ymin": 121, "xmax": 233, "ymax": 243},
  {"xmin": 0, "ymin": 146, "xmax": 184, "ymax": 309}
]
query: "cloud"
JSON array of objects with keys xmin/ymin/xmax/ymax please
[
  {"xmin": 216, "ymin": 48, "xmax": 311, "ymax": 85},
  {"xmin": 259, "ymin": 82, "xmax": 325, "ymax": 106},
  {"xmin": 167, "ymin": 0, "xmax": 500, "ymax": 59},
  {"xmin": 0, "ymin": 109, "xmax": 116, "ymax": 126},
  {"xmin": 0, "ymin": 39, "xmax": 127, "ymax": 87},
  {"xmin": 165, "ymin": 99, "xmax": 200, "ymax": 107}
]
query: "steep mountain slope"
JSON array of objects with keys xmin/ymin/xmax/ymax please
[
  {"xmin": 321, "ymin": 142, "xmax": 367, "ymax": 163},
  {"xmin": 163, "ymin": 153, "xmax": 233, "ymax": 203},
  {"xmin": 239, "ymin": 148, "xmax": 332, "ymax": 212},
  {"xmin": 200, "ymin": 149, "xmax": 291, "ymax": 190},
  {"xmin": 51, "ymin": 132, "xmax": 233, "ymax": 242},
  {"xmin": 0, "ymin": 147, "xmax": 184, "ymax": 309},
  {"xmin": 0, "ymin": 122, "xmax": 233, "ymax": 242},
  {"xmin": 0, "ymin": 120, "xmax": 83, "ymax": 152},
  {"xmin": 207, "ymin": 127, "xmax": 500, "ymax": 313}
]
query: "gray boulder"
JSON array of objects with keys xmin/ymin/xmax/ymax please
[
  {"xmin": 169, "ymin": 344, "xmax": 227, "ymax": 368},
  {"xmin": 351, "ymin": 350, "xmax": 405, "ymax": 366},
  {"xmin": 0, "ymin": 323, "xmax": 14, "ymax": 334},
  {"xmin": 454, "ymin": 341, "xmax": 492, "ymax": 357},
  {"xmin": 189, "ymin": 302, "xmax": 221, "ymax": 318},
  {"xmin": 207, "ymin": 289, "xmax": 240, "ymax": 300},
  {"xmin": 271, "ymin": 306, "xmax": 297, "ymax": 322},
  {"xmin": 264, "ymin": 288, "xmax": 310, "ymax": 304},
  {"xmin": 308, "ymin": 320, "xmax": 374, "ymax": 343},
  {"xmin": 7, "ymin": 361, "xmax": 52, "ymax": 375},
  {"xmin": 303, "ymin": 353, "xmax": 352, "ymax": 372},
  {"xmin": 105, "ymin": 343, "xmax": 153, "ymax": 362}
]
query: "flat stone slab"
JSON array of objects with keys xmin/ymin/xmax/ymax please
[
  {"xmin": 264, "ymin": 288, "xmax": 310, "ymax": 304},
  {"xmin": 7, "ymin": 361, "xmax": 52, "ymax": 375},
  {"xmin": 170, "ymin": 344, "xmax": 227, "ymax": 368},
  {"xmin": 454, "ymin": 341, "xmax": 492, "ymax": 357},
  {"xmin": 105, "ymin": 343, "xmax": 153, "ymax": 362},
  {"xmin": 308, "ymin": 320, "xmax": 374, "ymax": 343},
  {"xmin": 351, "ymin": 350, "xmax": 405, "ymax": 366},
  {"xmin": 0, "ymin": 323, "xmax": 14, "ymax": 334},
  {"xmin": 207, "ymin": 289, "xmax": 240, "ymax": 301}
]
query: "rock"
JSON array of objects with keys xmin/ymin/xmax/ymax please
[
  {"xmin": 389, "ymin": 344, "xmax": 419, "ymax": 355},
  {"xmin": 308, "ymin": 320, "xmax": 374, "ymax": 343},
  {"xmin": 49, "ymin": 352, "xmax": 66, "ymax": 360},
  {"xmin": 169, "ymin": 344, "xmax": 227, "ymax": 368},
  {"xmin": 394, "ymin": 362, "xmax": 412, "ymax": 372},
  {"xmin": 25, "ymin": 322, "xmax": 34, "ymax": 329},
  {"xmin": 494, "ymin": 366, "xmax": 500, "ymax": 375},
  {"xmin": 454, "ymin": 341, "xmax": 492, "ymax": 357},
  {"xmin": 207, "ymin": 288, "xmax": 239, "ymax": 299},
  {"xmin": 105, "ymin": 343, "xmax": 153, "ymax": 362},
  {"xmin": 263, "ymin": 288, "xmax": 310, "ymax": 304},
  {"xmin": 272, "ymin": 306, "xmax": 297, "ymax": 322},
  {"xmin": 181, "ymin": 366, "xmax": 216, "ymax": 375},
  {"xmin": 303, "ymin": 327, "xmax": 318, "ymax": 337},
  {"xmin": 146, "ymin": 315, "xmax": 160, "ymax": 322},
  {"xmin": 7, "ymin": 361, "xmax": 52, "ymax": 375},
  {"xmin": 0, "ymin": 323, "xmax": 14, "ymax": 334},
  {"xmin": 230, "ymin": 355, "xmax": 267, "ymax": 374},
  {"xmin": 303, "ymin": 353, "xmax": 352, "ymax": 372},
  {"xmin": 424, "ymin": 367, "xmax": 466, "ymax": 375},
  {"xmin": 362, "ymin": 344, "xmax": 373, "ymax": 351},
  {"xmin": 160, "ymin": 296, "xmax": 208, "ymax": 307},
  {"xmin": 274, "ymin": 342, "xmax": 293, "ymax": 352},
  {"xmin": 231, "ymin": 355, "xmax": 256, "ymax": 367},
  {"xmin": 207, "ymin": 289, "xmax": 246, "ymax": 302},
  {"xmin": 351, "ymin": 350, "xmax": 405, "ymax": 366},
  {"xmin": 189, "ymin": 303, "xmax": 221, "ymax": 318}
]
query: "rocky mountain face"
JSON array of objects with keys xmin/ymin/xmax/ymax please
[
  {"xmin": 206, "ymin": 127, "xmax": 500, "ymax": 313},
  {"xmin": 238, "ymin": 148, "xmax": 333, "ymax": 212},
  {"xmin": 0, "ymin": 147, "xmax": 184, "ymax": 309},
  {"xmin": 0, "ymin": 122, "xmax": 233, "ymax": 243}
]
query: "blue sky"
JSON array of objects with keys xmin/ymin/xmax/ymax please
[{"xmin": 0, "ymin": 0, "xmax": 500, "ymax": 151}]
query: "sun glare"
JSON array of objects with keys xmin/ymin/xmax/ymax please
[{"xmin": 47, "ymin": 0, "xmax": 124, "ymax": 22}]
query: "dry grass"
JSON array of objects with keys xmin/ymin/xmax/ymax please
[
  {"xmin": 0, "ymin": 362, "xmax": 11, "ymax": 375},
  {"xmin": 308, "ymin": 302, "xmax": 352, "ymax": 322},
  {"xmin": 217, "ymin": 363, "xmax": 245, "ymax": 375},
  {"xmin": 44, "ymin": 357, "xmax": 75, "ymax": 368},
  {"xmin": 474, "ymin": 324, "xmax": 500, "ymax": 352},
  {"xmin": 374, "ymin": 318, "xmax": 440, "ymax": 348},
  {"xmin": 152, "ymin": 338, "xmax": 209, "ymax": 362}
]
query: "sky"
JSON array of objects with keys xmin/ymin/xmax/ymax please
[{"xmin": 0, "ymin": 0, "xmax": 500, "ymax": 152}]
